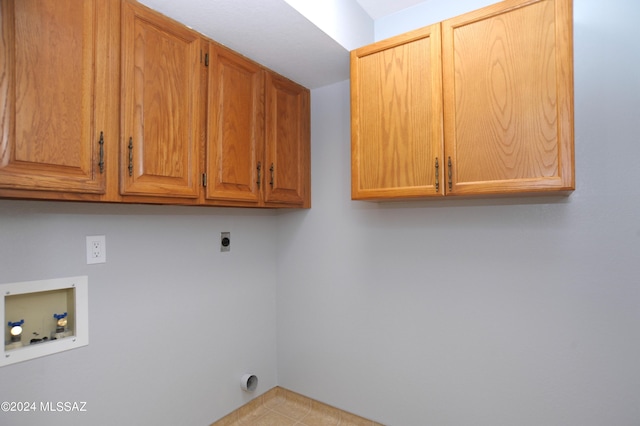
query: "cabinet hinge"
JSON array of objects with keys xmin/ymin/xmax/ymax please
[
  {"xmin": 202, "ymin": 173, "xmax": 207, "ymax": 187},
  {"xmin": 200, "ymin": 50, "xmax": 209, "ymax": 66}
]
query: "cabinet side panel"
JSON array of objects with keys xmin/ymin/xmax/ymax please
[{"xmin": 555, "ymin": 0, "xmax": 574, "ymax": 190}]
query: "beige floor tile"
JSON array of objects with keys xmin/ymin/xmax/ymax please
[
  {"xmin": 283, "ymin": 389, "xmax": 313, "ymax": 408},
  {"xmin": 299, "ymin": 410, "xmax": 341, "ymax": 425},
  {"xmin": 263, "ymin": 395, "xmax": 287, "ymax": 409},
  {"xmin": 271, "ymin": 398, "xmax": 312, "ymax": 420},
  {"xmin": 262, "ymin": 388, "xmax": 283, "ymax": 406},
  {"xmin": 339, "ymin": 411, "xmax": 379, "ymax": 426},
  {"xmin": 252, "ymin": 410, "xmax": 297, "ymax": 426},
  {"xmin": 211, "ymin": 411, "xmax": 238, "ymax": 426},
  {"xmin": 210, "ymin": 387, "xmax": 382, "ymax": 426},
  {"xmin": 237, "ymin": 404, "xmax": 271, "ymax": 424}
]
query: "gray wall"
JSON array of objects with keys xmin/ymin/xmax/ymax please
[
  {"xmin": 1, "ymin": 0, "xmax": 639, "ymax": 425},
  {"xmin": 0, "ymin": 202, "xmax": 279, "ymax": 425},
  {"xmin": 276, "ymin": 0, "xmax": 640, "ymax": 424}
]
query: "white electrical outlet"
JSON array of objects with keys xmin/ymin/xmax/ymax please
[{"xmin": 86, "ymin": 235, "xmax": 106, "ymax": 264}]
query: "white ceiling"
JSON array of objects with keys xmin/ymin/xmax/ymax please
[
  {"xmin": 355, "ymin": 0, "xmax": 430, "ymax": 20},
  {"xmin": 139, "ymin": 0, "xmax": 427, "ymax": 89}
]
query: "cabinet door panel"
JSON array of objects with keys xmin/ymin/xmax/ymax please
[
  {"xmin": 121, "ymin": 1, "xmax": 201, "ymax": 198},
  {"xmin": 0, "ymin": 0, "xmax": 105, "ymax": 194},
  {"xmin": 351, "ymin": 24, "xmax": 443, "ymax": 200},
  {"xmin": 206, "ymin": 45, "xmax": 264, "ymax": 203},
  {"xmin": 264, "ymin": 73, "xmax": 310, "ymax": 207},
  {"xmin": 443, "ymin": 0, "xmax": 574, "ymax": 194}
]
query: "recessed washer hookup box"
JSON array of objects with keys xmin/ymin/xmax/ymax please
[{"xmin": 1, "ymin": 276, "xmax": 89, "ymax": 367}]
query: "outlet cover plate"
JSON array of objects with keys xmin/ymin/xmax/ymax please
[{"xmin": 86, "ymin": 235, "xmax": 106, "ymax": 264}]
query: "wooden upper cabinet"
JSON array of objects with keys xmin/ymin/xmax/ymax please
[
  {"xmin": 205, "ymin": 44, "xmax": 265, "ymax": 204},
  {"xmin": 121, "ymin": 0, "xmax": 202, "ymax": 198},
  {"xmin": 205, "ymin": 51, "xmax": 310, "ymax": 208},
  {"xmin": 0, "ymin": 0, "xmax": 310, "ymax": 208},
  {"xmin": 264, "ymin": 72, "xmax": 310, "ymax": 207},
  {"xmin": 442, "ymin": 0, "xmax": 574, "ymax": 195},
  {"xmin": 0, "ymin": 0, "xmax": 116, "ymax": 195},
  {"xmin": 351, "ymin": 0, "xmax": 574, "ymax": 200},
  {"xmin": 351, "ymin": 24, "xmax": 443, "ymax": 200}
]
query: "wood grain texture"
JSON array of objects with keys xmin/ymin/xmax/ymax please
[
  {"xmin": 0, "ymin": 0, "xmax": 311, "ymax": 208},
  {"xmin": 121, "ymin": 0, "xmax": 201, "ymax": 198},
  {"xmin": 0, "ymin": 0, "xmax": 106, "ymax": 194},
  {"xmin": 206, "ymin": 43, "xmax": 264, "ymax": 203},
  {"xmin": 351, "ymin": 0, "xmax": 573, "ymax": 200},
  {"xmin": 351, "ymin": 24, "xmax": 443, "ymax": 200},
  {"xmin": 442, "ymin": 0, "xmax": 574, "ymax": 195},
  {"xmin": 264, "ymin": 71, "xmax": 310, "ymax": 207}
]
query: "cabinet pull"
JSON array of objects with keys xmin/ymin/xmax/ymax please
[
  {"xmin": 128, "ymin": 137, "xmax": 133, "ymax": 177},
  {"xmin": 435, "ymin": 157, "xmax": 439, "ymax": 192},
  {"xmin": 447, "ymin": 156, "xmax": 452, "ymax": 191},
  {"xmin": 257, "ymin": 162, "xmax": 262, "ymax": 189},
  {"xmin": 269, "ymin": 163, "xmax": 274, "ymax": 188},
  {"xmin": 98, "ymin": 131, "xmax": 105, "ymax": 174}
]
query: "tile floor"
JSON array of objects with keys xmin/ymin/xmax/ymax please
[{"xmin": 211, "ymin": 387, "xmax": 384, "ymax": 426}]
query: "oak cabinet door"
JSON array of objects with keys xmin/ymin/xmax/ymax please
[
  {"xmin": 0, "ymin": 0, "xmax": 109, "ymax": 194},
  {"xmin": 264, "ymin": 72, "xmax": 310, "ymax": 207},
  {"xmin": 351, "ymin": 24, "xmax": 444, "ymax": 200},
  {"xmin": 205, "ymin": 44, "xmax": 264, "ymax": 204},
  {"xmin": 121, "ymin": 0, "xmax": 202, "ymax": 198},
  {"xmin": 442, "ymin": 0, "xmax": 574, "ymax": 195}
]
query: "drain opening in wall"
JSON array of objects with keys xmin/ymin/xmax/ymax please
[{"xmin": 241, "ymin": 374, "xmax": 258, "ymax": 392}]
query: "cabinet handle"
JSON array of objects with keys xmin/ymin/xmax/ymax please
[
  {"xmin": 256, "ymin": 162, "xmax": 262, "ymax": 189},
  {"xmin": 98, "ymin": 131, "xmax": 105, "ymax": 174},
  {"xmin": 447, "ymin": 156, "xmax": 452, "ymax": 191},
  {"xmin": 128, "ymin": 137, "xmax": 133, "ymax": 177},
  {"xmin": 269, "ymin": 163, "xmax": 274, "ymax": 188},
  {"xmin": 435, "ymin": 157, "xmax": 439, "ymax": 192}
]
